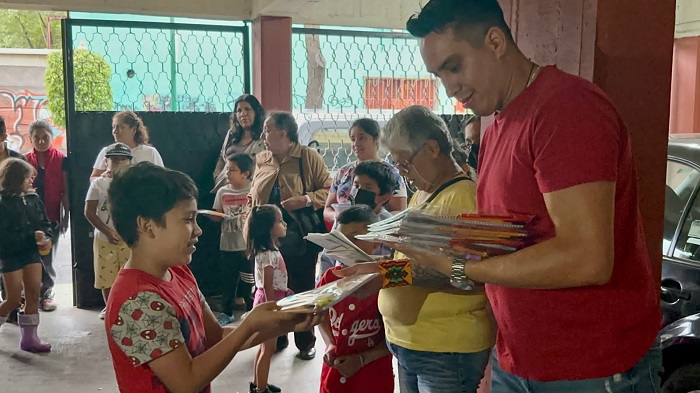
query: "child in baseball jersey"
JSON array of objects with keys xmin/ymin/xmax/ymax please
[{"xmin": 317, "ymin": 205, "xmax": 393, "ymax": 393}]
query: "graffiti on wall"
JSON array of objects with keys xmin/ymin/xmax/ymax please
[{"xmin": 0, "ymin": 88, "xmax": 66, "ymax": 153}]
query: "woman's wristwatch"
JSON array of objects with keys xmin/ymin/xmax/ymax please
[{"xmin": 450, "ymin": 257, "xmax": 476, "ymax": 290}]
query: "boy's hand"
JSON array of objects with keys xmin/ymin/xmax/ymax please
[
  {"xmin": 333, "ymin": 263, "xmax": 382, "ymax": 298},
  {"xmin": 323, "ymin": 344, "xmax": 337, "ymax": 367},
  {"xmin": 101, "ymin": 170, "xmax": 113, "ymax": 178},
  {"xmin": 241, "ymin": 302, "xmax": 326, "ymax": 345},
  {"xmin": 333, "ymin": 354, "xmax": 363, "ymax": 378}
]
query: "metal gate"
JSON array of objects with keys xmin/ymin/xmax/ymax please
[{"xmin": 61, "ymin": 18, "xmax": 251, "ymax": 307}]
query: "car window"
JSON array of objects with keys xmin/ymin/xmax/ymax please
[{"xmin": 667, "ymin": 160, "xmax": 700, "ymax": 258}]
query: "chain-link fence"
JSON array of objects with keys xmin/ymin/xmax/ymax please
[
  {"xmin": 68, "ymin": 19, "xmax": 249, "ymax": 113},
  {"xmin": 62, "ymin": 18, "xmax": 250, "ymax": 307},
  {"xmin": 291, "ymin": 26, "xmax": 469, "ymax": 172}
]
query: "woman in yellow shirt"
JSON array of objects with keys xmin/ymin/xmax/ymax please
[{"xmin": 340, "ymin": 105, "xmax": 493, "ymax": 392}]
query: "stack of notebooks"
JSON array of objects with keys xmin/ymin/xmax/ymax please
[{"xmin": 355, "ymin": 209, "xmax": 533, "ymax": 260}]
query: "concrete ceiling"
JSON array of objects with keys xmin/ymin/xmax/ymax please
[{"xmin": 0, "ymin": 0, "xmax": 422, "ymax": 29}]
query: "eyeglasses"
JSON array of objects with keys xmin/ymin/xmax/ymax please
[{"xmin": 393, "ymin": 145, "xmax": 425, "ymax": 174}]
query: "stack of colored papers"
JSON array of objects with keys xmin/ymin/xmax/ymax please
[{"xmin": 355, "ymin": 209, "xmax": 532, "ymax": 259}]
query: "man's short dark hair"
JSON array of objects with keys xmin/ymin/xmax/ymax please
[
  {"xmin": 354, "ymin": 161, "xmax": 396, "ymax": 196},
  {"xmin": 109, "ymin": 162, "xmax": 199, "ymax": 247},
  {"xmin": 337, "ymin": 205, "xmax": 379, "ymax": 226},
  {"xmin": 0, "ymin": 115, "xmax": 6, "ymax": 136},
  {"xmin": 406, "ymin": 0, "xmax": 513, "ymax": 47},
  {"xmin": 227, "ymin": 153, "xmax": 255, "ymax": 180}
]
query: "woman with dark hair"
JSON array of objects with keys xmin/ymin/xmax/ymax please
[
  {"xmin": 90, "ymin": 111, "xmax": 163, "ymax": 181},
  {"xmin": 24, "ymin": 120, "xmax": 68, "ymax": 312},
  {"xmin": 323, "ymin": 118, "xmax": 407, "ymax": 224},
  {"xmin": 212, "ymin": 94, "xmax": 266, "ymax": 192}
]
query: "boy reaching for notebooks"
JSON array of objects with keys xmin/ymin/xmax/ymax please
[
  {"xmin": 104, "ymin": 162, "xmax": 324, "ymax": 393},
  {"xmin": 317, "ymin": 205, "xmax": 393, "ymax": 393}
]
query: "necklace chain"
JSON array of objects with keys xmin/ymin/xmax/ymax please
[{"xmin": 526, "ymin": 63, "xmax": 541, "ymax": 88}]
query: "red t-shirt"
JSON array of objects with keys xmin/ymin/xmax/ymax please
[
  {"xmin": 317, "ymin": 267, "xmax": 394, "ymax": 393},
  {"xmin": 105, "ymin": 266, "xmax": 209, "ymax": 393},
  {"xmin": 477, "ymin": 66, "xmax": 660, "ymax": 381}
]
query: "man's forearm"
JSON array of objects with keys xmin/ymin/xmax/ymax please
[{"xmin": 464, "ymin": 236, "xmax": 612, "ymax": 289}]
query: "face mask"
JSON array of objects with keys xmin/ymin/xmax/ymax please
[
  {"xmin": 468, "ymin": 143, "xmax": 480, "ymax": 170},
  {"xmin": 351, "ymin": 188, "xmax": 378, "ymax": 208}
]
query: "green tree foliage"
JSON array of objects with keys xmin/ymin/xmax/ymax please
[
  {"xmin": 44, "ymin": 49, "xmax": 114, "ymax": 127},
  {"xmin": 0, "ymin": 10, "xmax": 64, "ymax": 49}
]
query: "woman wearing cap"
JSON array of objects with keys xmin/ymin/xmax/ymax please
[
  {"xmin": 89, "ymin": 111, "xmax": 163, "ymax": 181},
  {"xmin": 212, "ymin": 94, "xmax": 266, "ymax": 193}
]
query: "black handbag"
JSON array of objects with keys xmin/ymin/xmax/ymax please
[{"xmin": 275, "ymin": 149, "xmax": 327, "ymax": 257}]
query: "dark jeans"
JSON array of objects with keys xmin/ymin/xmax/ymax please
[
  {"xmin": 389, "ymin": 342, "xmax": 490, "ymax": 393},
  {"xmin": 219, "ymin": 250, "xmax": 253, "ymax": 315},
  {"xmin": 491, "ymin": 340, "xmax": 662, "ymax": 393},
  {"xmin": 279, "ymin": 244, "xmax": 319, "ymax": 351},
  {"xmin": 39, "ymin": 221, "xmax": 60, "ymax": 300}
]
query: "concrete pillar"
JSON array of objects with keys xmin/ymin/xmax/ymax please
[
  {"xmin": 669, "ymin": 37, "xmax": 700, "ymax": 134},
  {"xmin": 592, "ymin": 0, "xmax": 674, "ymax": 282},
  {"xmin": 252, "ymin": 16, "xmax": 292, "ymax": 111}
]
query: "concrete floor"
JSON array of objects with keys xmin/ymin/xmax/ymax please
[{"xmin": 0, "ymin": 229, "xmax": 343, "ymax": 393}]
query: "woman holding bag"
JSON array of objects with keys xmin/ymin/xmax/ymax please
[{"xmin": 248, "ymin": 111, "xmax": 332, "ymax": 361}]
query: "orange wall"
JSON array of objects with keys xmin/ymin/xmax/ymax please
[{"xmin": 670, "ymin": 37, "xmax": 700, "ymax": 134}]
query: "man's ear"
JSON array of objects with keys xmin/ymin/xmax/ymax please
[{"xmin": 0, "ymin": 133, "xmax": 7, "ymax": 143}]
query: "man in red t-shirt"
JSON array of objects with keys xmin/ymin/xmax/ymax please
[
  {"xmin": 104, "ymin": 162, "xmax": 324, "ymax": 393},
  {"xmin": 392, "ymin": 0, "xmax": 662, "ymax": 391}
]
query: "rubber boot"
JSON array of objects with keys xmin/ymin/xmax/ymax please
[{"xmin": 18, "ymin": 313, "xmax": 51, "ymax": 353}]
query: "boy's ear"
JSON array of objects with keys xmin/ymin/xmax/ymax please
[
  {"xmin": 136, "ymin": 216, "xmax": 156, "ymax": 240},
  {"xmin": 378, "ymin": 192, "xmax": 391, "ymax": 207}
]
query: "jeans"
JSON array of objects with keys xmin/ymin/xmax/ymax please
[
  {"xmin": 219, "ymin": 250, "xmax": 253, "ymax": 314},
  {"xmin": 491, "ymin": 341, "xmax": 662, "ymax": 393},
  {"xmin": 279, "ymin": 245, "xmax": 318, "ymax": 351},
  {"xmin": 39, "ymin": 221, "xmax": 60, "ymax": 300},
  {"xmin": 388, "ymin": 342, "xmax": 490, "ymax": 393}
]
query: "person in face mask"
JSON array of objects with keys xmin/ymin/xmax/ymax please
[{"xmin": 349, "ymin": 161, "xmax": 397, "ymax": 220}]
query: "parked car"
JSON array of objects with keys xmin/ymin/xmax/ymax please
[
  {"xmin": 660, "ymin": 134, "xmax": 700, "ymax": 392},
  {"xmin": 294, "ymin": 110, "xmax": 395, "ymax": 175}
]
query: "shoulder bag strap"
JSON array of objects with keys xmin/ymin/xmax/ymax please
[{"xmin": 420, "ymin": 176, "xmax": 470, "ymax": 210}]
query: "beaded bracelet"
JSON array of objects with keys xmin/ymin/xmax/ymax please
[{"xmin": 377, "ymin": 259, "xmax": 413, "ymax": 288}]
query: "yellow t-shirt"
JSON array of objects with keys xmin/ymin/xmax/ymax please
[{"xmin": 378, "ymin": 178, "xmax": 494, "ymax": 353}]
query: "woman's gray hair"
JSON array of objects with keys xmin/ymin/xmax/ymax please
[
  {"xmin": 28, "ymin": 119, "xmax": 53, "ymax": 136},
  {"xmin": 381, "ymin": 105, "xmax": 453, "ymax": 155}
]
